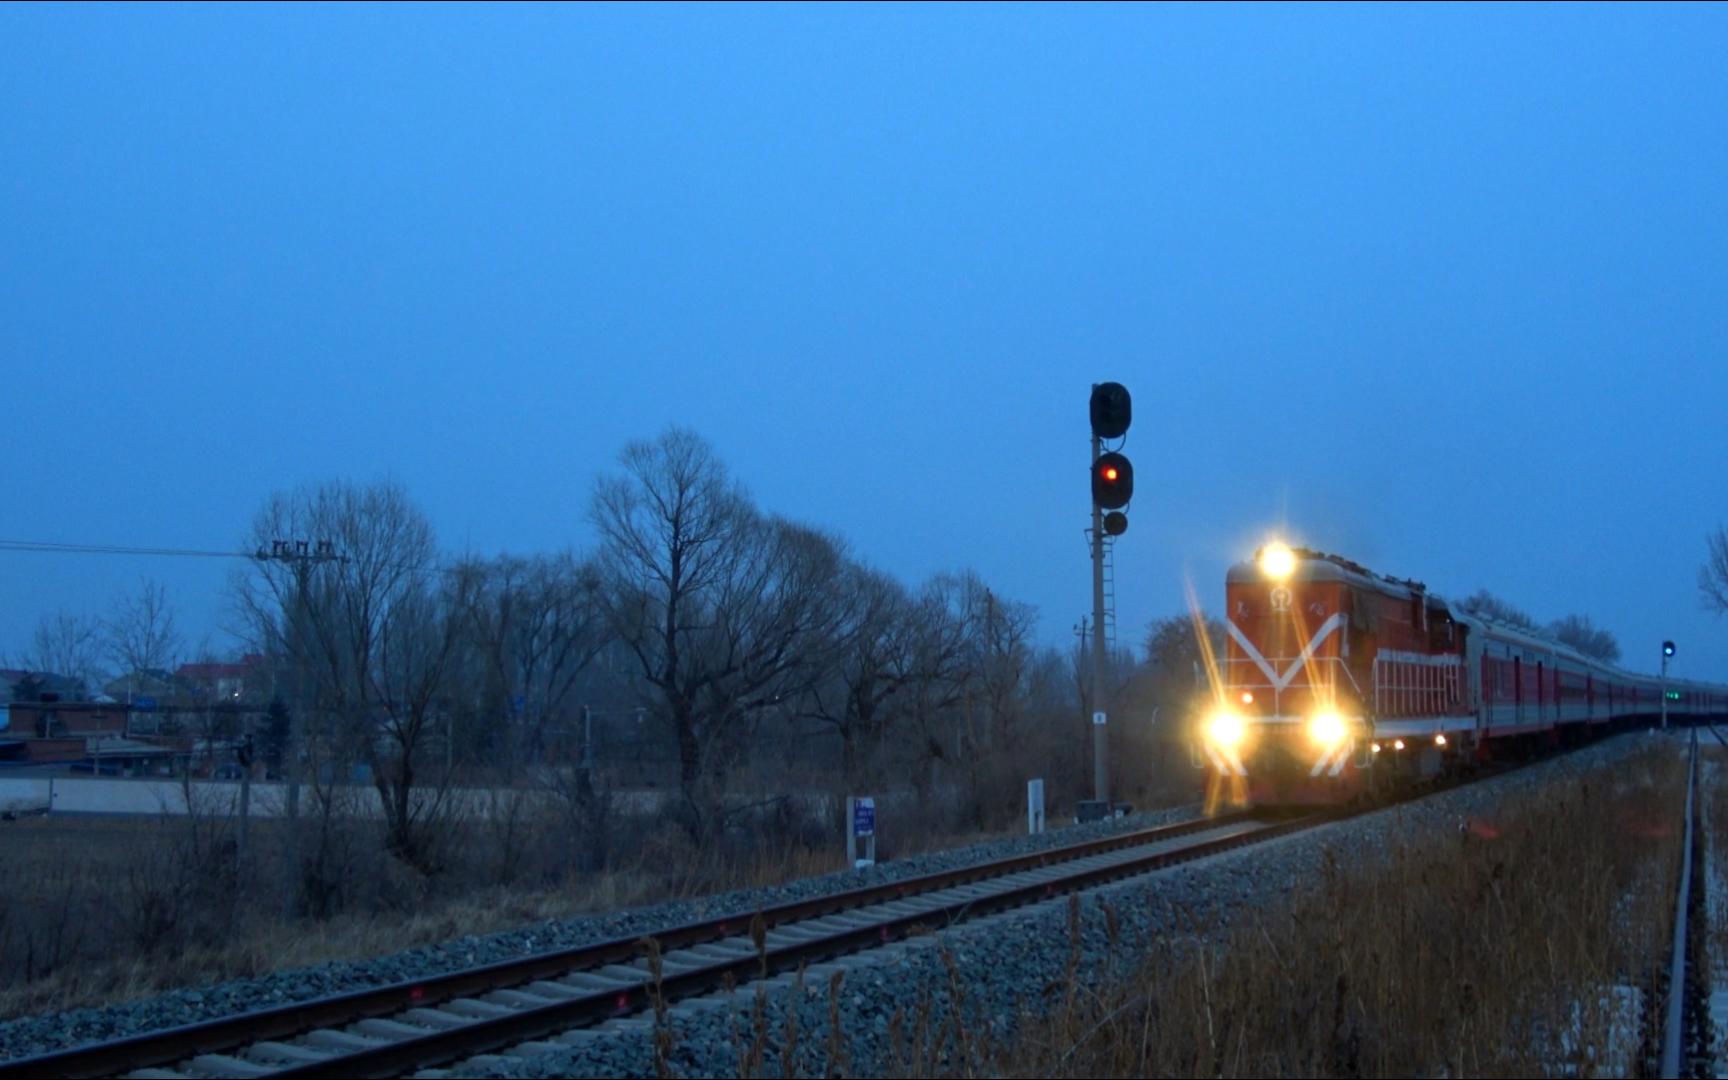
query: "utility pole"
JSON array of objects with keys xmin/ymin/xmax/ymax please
[
  {"xmin": 1073, "ymin": 614, "xmax": 1090, "ymax": 712},
  {"xmin": 253, "ymin": 537, "xmax": 339, "ymax": 912},
  {"xmin": 235, "ymin": 734, "xmax": 254, "ymax": 872},
  {"xmin": 983, "ymin": 589, "xmax": 999, "ymax": 752}
]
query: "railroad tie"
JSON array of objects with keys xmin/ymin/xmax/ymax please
[{"xmin": 186, "ymin": 1054, "xmax": 274, "ymax": 1079}]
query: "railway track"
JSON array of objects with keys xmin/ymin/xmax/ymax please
[
  {"xmin": 1, "ymin": 810, "xmax": 1321, "ymax": 1080},
  {"xmin": 1657, "ymin": 728, "xmax": 1706, "ymax": 1079}
]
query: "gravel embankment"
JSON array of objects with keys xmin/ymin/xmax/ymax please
[
  {"xmin": 0, "ymin": 800, "xmax": 1197, "ymax": 1062},
  {"xmin": 468, "ymin": 732, "xmax": 1676, "ymax": 1078}
]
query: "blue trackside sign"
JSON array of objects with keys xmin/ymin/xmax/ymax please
[{"xmin": 853, "ymin": 797, "xmax": 875, "ymax": 838}]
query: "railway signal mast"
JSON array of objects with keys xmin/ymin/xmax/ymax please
[
  {"xmin": 1088, "ymin": 382, "xmax": 1133, "ymax": 808},
  {"xmin": 1662, "ymin": 640, "xmax": 1676, "ymax": 729}
]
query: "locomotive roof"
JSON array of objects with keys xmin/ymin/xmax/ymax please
[{"xmin": 1226, "ymin": 547, "xmax": 1434, "ymax": 599}]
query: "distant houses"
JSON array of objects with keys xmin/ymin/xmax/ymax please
[
  {"xmin": 0, "ymin": 655, "xmax": 274, "ymax": 776},
  {"xmin": 101, "ymin": 667, "xmax": 187, "ymax": 705},
  {"xmin": 175, "ymin": 654, "xmax": 268, "ymax": 703}
]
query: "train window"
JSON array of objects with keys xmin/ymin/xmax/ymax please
[
  {"xmin": 1349, "ymin": 589, "xmax": 1379, "ymax": 637},
  {"xmin": 1428, "ymin": 610, "xmax": 1453, "ymax": 650}
]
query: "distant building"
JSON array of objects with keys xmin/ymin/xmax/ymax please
[
  {"xmin": 0, "ymin": 699, "xmax": 180, "ymax": 774},
  {"xmin": 176, "ymin": 654, "xmax": 268, "ymax": 703},
  {"xmin": 6, "ymin": 700, "xmax": 128, "ymax": 739},
  {"xmin": 102, "ymin": 667, "xmax": 191, "ymax": 705},
  {"xmin": 2, "ymin": 670, "xmax": 87, "ymax": 705}
]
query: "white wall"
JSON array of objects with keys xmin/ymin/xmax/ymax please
[
  {"xmin": 0, "ymin": 777, "xmax": 50, "ymax": 814},
  {"xmin": 0, "ymin": 775, "xmax": 675, "ymax": 819}
]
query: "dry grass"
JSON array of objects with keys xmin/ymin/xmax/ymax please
[
  {"xmin": 0, "ymin": 786, "xmax": 1033, "ymax": 1021},
  {"xmin": 853, "ymin": 745, "xmax": 1686, "ymax": 1080},
  {"xmin": 1706, "ymin": 741, "xmax": 1728, "ymax": 969}
]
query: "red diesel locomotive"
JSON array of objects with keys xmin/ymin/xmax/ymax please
[{"xmin": 1195, "ymin": 543, "xmax": 1728, "ymax": 807}]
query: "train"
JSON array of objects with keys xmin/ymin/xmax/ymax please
[{"xmin": 1193, "ymin": 542, "xmax": 1728, "ymax": 807}]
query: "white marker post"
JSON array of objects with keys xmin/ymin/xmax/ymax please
[
  {"xmin": 1027, "ymin": 778, "xmax": 1046, "ymax": 835},
  {"xmin": 847, "ymin": 796, "xmax": 876, "ymax": 869}
]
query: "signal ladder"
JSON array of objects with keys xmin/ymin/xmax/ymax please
[{"xmin": 1101, "ymin": 533, "xmax": 1118, "ymax": 654}]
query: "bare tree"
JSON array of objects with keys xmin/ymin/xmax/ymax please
[
  {"xmin": 800, "ymin": 564, "xmax": 919, "ymax": 786},
  {"xmin": 1143, "ymin": 613, "xmax": 1224, "ymax": 678},
  {"xmin": 1547, "ymin": 614, "xmax": 1621, "ymax": 663},
  {"xmin": 104, "ymin": 578, "xmax": 182, "ymax": 688},
  {"xmin": 590, "ymin": 428, "xmax": 847, "ymax": 833},
  {"xmin": 961, "ymin": 575, "xmax": 1037, "ymax": 757},
  {"xmin": 893, "ymin": 571, "xmax": 1035, "ymax": 820},
  {"xmin": 1457, "ymin": 589, "xmax": 1540, "ymax": 631},
  {"xmin": 372, "ymin": 577, "xmax": 467, "ymax": 857},
  {"xmin": 16, "ymin": 611, "xmax": 105, "ymax": 696},
  {"xmin": 891, "ymin": 573, "xmax": 974, "ymax": 793},
  {"xmin": 1703, "ymin": 526, "xmax": 1728, "ymax": 615},
  {"xmin": 232, "ymin": 479, "xmax": 460, "ymax": 864},
  {"xmin": 1459, "ymin": 590, "xmax": 1620, "ymax": 662},
  {"xmin": 454, "ymin": 552, "xmax": 605, "ymax": 768}
]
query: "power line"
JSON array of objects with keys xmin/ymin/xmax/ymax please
[
  {"xmin": 0, "ymin": 537, "xmax": 465, "ymax": 577},
  {"xmin": 0, "ymin": 539, "xmax": 250, "ymax": 560}
]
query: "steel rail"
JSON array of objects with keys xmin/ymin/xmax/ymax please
[
  {"xmin": 1658, "ymin": 729, "xmax": 1699, "ymax": 1079},
  {"xmin": 273, "ymin": 815, "xmax": 1320, "ymax": 1079},
  {"xmin": 0, "ymin": 810, "xmax": 1249, "ymax": 1080}
]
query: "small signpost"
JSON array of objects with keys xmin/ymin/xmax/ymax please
[
  {"xmin": 135, "ymin": 696, "xmax": 156, "ymax": 712},
  {"xmin": 847, "ymin": 796, "xmax": 877, "ymax": 868},
  {"xmin": 1027, "ymin": 778, "xmax": 1046, "ymax": 835}
]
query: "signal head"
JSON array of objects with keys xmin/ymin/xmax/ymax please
[
  {"xmin": 1089, "ymin": 382, "xmax": 1132, "ymax": 440},
  {"xmin": 1092, "ymin": 452, "xmax": 1133, "ymax": 509},
  {"xmin": 1663, "ymin": 640, "xmax": 1676, "ymax": 658}
]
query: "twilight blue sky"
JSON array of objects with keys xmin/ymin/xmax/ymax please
[{"xmin": 3, "ymin": 4, "xmax": 1726, "ymax": 679}]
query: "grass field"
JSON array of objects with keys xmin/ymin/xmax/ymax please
[
  {"xmin": 0, "ymin": 805, "xmax": 822, "ymax": 1019},
  {"xmin": 817, "ymin": 743, "xmax": 1689, "ymax": 1080},
  {"xmin": 0, "ymin": 784, "xmax": 1132, "ymax": 1021}
]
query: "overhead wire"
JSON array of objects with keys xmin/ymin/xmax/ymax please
[
  {"xmin": 0, "ymin": 539, "xmax": 250, "ymax": 560},
  {"xmin": 0, "ymin": 537, "xmax": 479, "ymax": 578}
]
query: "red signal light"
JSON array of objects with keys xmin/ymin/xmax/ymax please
[{"xmin": 1091, "ymin": 451, "xmax": 1133, "ymax": 510}]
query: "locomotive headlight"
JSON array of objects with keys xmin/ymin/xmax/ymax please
[
  {"xmin": 1259, "ymin": 541, "xmax": 1296, "ymax": 581},
  {"xmin": 1307, "ymin": 711, "xmax": 1348, "ymax": 749},
  {"xmin": 1205, "ymin": 711, "xmax": 1246, "ymax": 749}
]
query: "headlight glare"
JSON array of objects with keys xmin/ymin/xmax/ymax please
[
  {"xmin": 1206, "ymin": 711, "xmax": 1246, "ymax": 749},
  {"xmin": 1307, "ymin": 711, "xmax": 1348, "ymax": 748}
]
